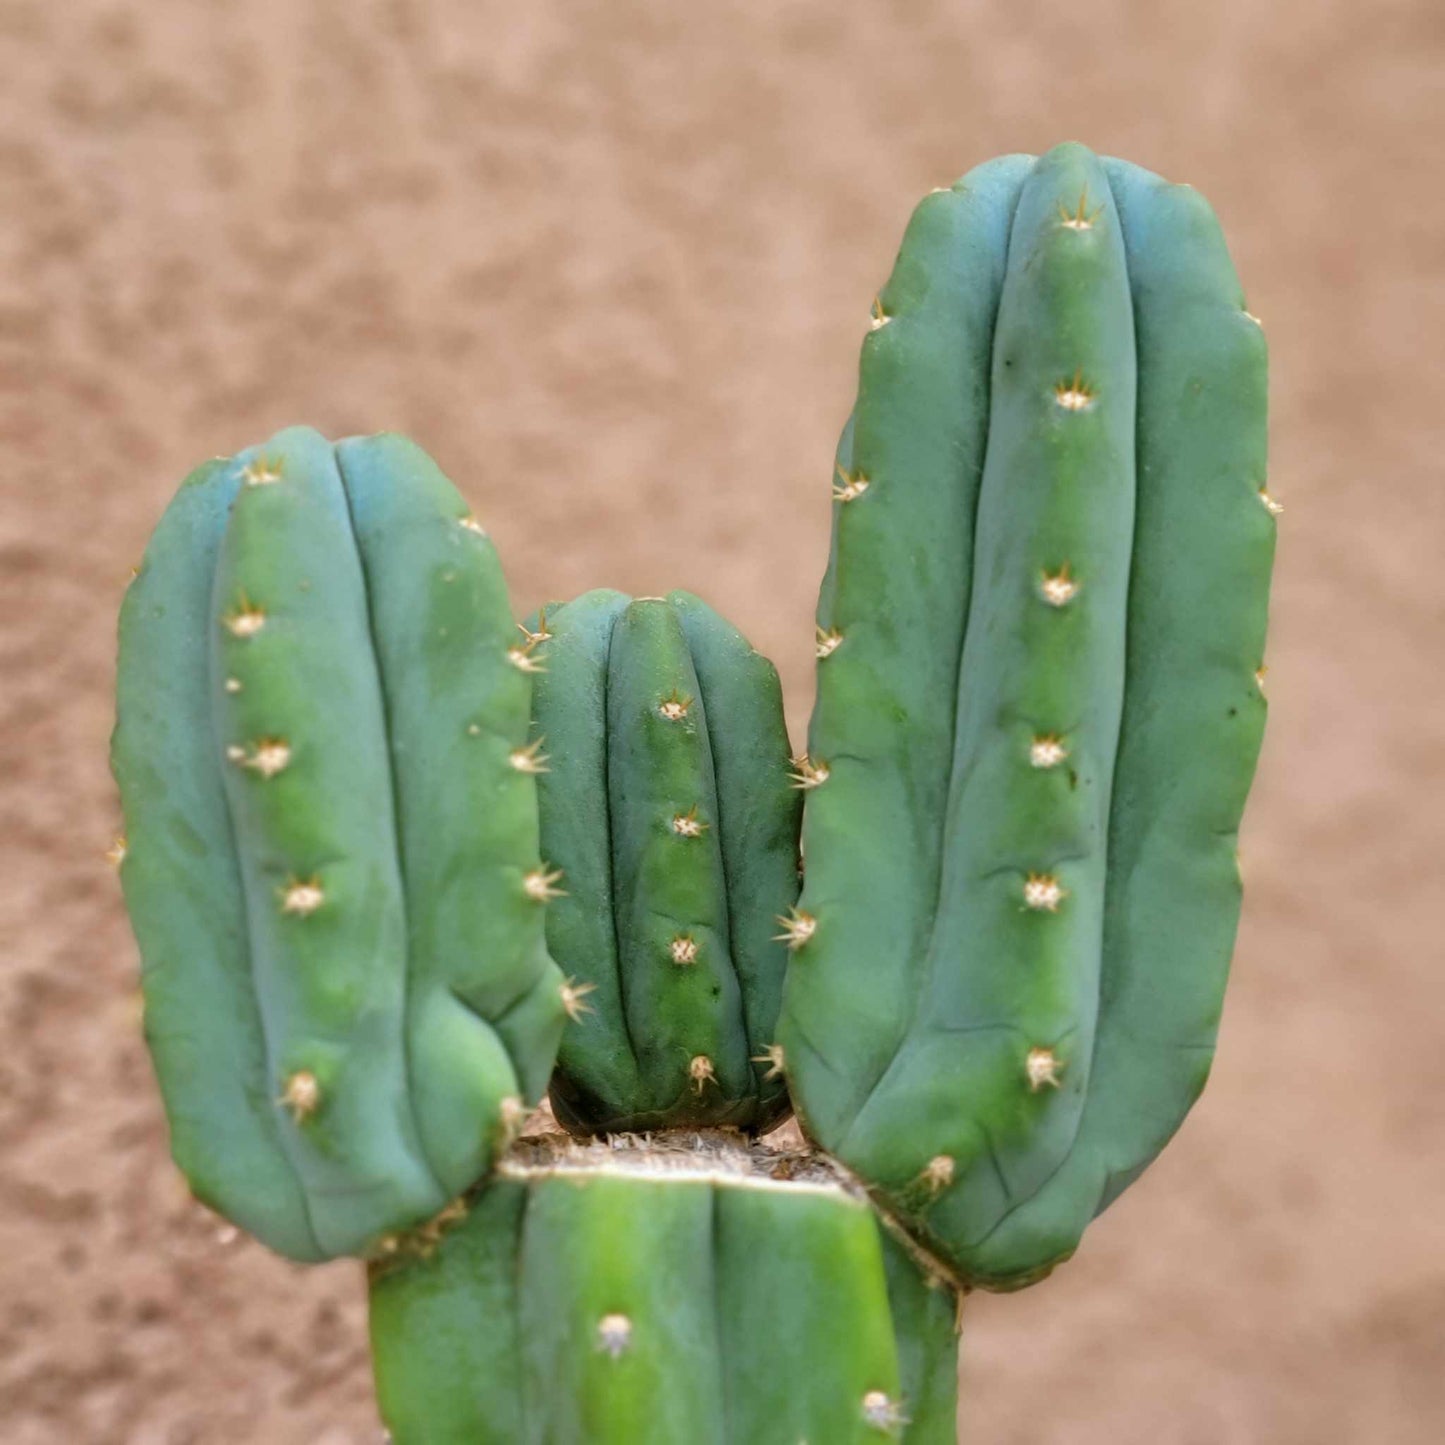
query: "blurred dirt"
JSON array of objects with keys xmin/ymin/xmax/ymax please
[{"xmin": 2, "ymin": 2, "xmax": 1442, "ymax": 1441}]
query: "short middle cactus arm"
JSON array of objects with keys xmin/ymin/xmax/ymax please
[{"xmin": 526, "ymin": 588, "xmax": 802, "ymax": 1134}]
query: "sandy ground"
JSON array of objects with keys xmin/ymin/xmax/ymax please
[{"xmin": 2, "ymin": 2, "xmax": 1442, "ymax": 1441}]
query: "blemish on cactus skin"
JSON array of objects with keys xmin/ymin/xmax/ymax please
[
  {"xmin": 596, "ymin": 1313, "xmax": 633, "ymax": 1358},
  {"xmin": 1026, "ymin": 1047, "xmax": 1064, "ymax": 1092}
]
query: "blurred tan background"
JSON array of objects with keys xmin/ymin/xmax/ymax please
[{"xmin": 2, "ymin": 1, "xmax": 1441, "ymax": 1441}]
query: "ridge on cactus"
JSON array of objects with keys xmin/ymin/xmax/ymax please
[
  {"xmin": 527, "ymin": 589, "xmax": 801, "ymax": 1134},
  {"xmin": 111, "ymin": 427, "xmax": 566, "ymax": 1262},
  {"xmin": 781, "ymin": 141, "xmax": 1274, "ymax": 1290}
]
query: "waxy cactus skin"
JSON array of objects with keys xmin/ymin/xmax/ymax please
[
  {"xmin": 112, "ymin": 427, "xmax": 565, "ymax": 1262},
  {"xmin": 528, "ymin": 590, "xmax": 801, "ymax": 1134},
  {"xmin": 781, "ymin": 143, "xmax": 1274, "ymax": 1289},
  {"xmin": 368, "ymin": 1135, "xmax": 959, "ymax": 1445}
]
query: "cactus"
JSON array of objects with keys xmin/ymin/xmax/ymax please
[
  {"xmin": 369, "ymin": 1133, "xmax": 959, "ymax": 1444},
  {"xmin": 780, "ymin": 143, "xmax": 1274, "ymax": 1289},
  {"xmin": 527, "ymin": 590, "xmax": 801, "ymax": 1134},
  {"xmin": 110, "ymin": 141, "xmax": 1272, "ymax": 1442},
  {"xmin": 111, "ymin": 427, "xmax": 566, "ymax": 1261}
]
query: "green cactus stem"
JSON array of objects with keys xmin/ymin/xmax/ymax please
[
  {"xmin": 112, "ymin": 427, "xmax": 565, "ymax": 1261},
  {"xmin": 368, "ymin": 1132, "xmax": 960, "ymax": 1444},
  {"xmin": 780, "ymin": 143, "xmax": 1274, "ymax": 1289},
  {"xmin": 527, "ymin": 590, "xmax": 801, "ymax": 1133}
]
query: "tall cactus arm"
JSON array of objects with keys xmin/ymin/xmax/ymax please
[
  {"xmin": 112, "ymin": 427, "xmax": 565, "ymax": 1261},
  {"xmin": 781, "ymin": 143, "xmax": 1274, "ymax": 1288}
]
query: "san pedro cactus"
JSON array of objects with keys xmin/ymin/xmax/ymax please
[
  {"xmin": 112, "ymin": 427, "xmax": 566, "ymax": 1261},
  {"xmin": 369, "ymin": 1135, "xmax": 959, "ymax": 1445},
  {"xmin": 527, "ymin": 590, "xmax": 801, "ymax": 1133},
  {"xmin": 110, "ymin": 140, "xmax": 1272, "ymax": 1443},
  {"xmin": 780, "ymin": 142, "xmax": 1274, "ymax": 1289}
]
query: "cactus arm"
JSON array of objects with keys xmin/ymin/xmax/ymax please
[
  {"xmin": 112, "ymin": 458, "xmax": 321, "ymax": 1258},
  {"xmin": 966, "ymin": 161, "xmax": 1273, "ymax": 1282},
  {"xmin": 840, "ymin": 142, "xmax": 1138, "ymax": 1247},
  {"xmin": 536, "ymin": 591, "xmax": 800, "ymax": 1133},
  {"xmin": 784, "ymin": 144, "xmax": 1273, "ymax": 1287},
  {"xmin": 115, "ymin": 426, "xmax": 563, "ymax": 1260},
  {"xmin": 668, "ymin": 589, "xmax": 801, "ymax": 1120},
  {"xmin": 783, "ymin": 155, "xmax": 1033, "ymax": 1142},
  {"xmin": 334, "ymin": 433, "xmax": 565, "ymax": 1186}
]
